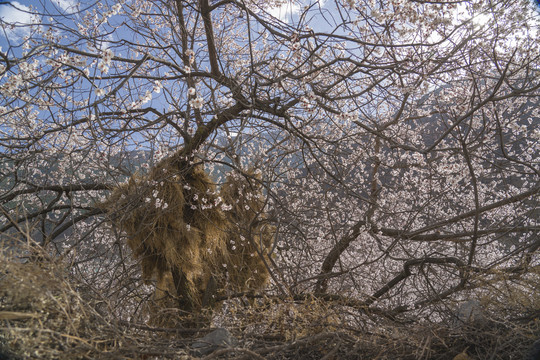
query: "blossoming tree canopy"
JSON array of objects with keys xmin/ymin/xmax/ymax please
[{"xmin": 0, "ymin": 0, "xmax": 538, "ymax": 322}]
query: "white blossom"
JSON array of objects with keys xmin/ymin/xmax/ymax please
[
  {"xmin": 221, "ymin": 203, "xmax": 232, "ymax": 211},
  {"xmin": 189, "ymin": 96, "xmax": 204, "ymax": 109},
  {"xmin": 112, "ymin": 3, "xmax": 122, "ymax": 14}
]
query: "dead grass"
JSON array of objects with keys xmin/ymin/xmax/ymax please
[
  {"xmin": 1, "ymin": 242, "xmax": 538, "ymax": 359},
  {"xmin": 0, "ymin": 244, "xmax": 176, "ymax": 359},
  {"xmin": 3, "ymin": 154, "xmax": 537, "ymax": 359},
  {"xmin": 100, "ymin": 155, "xmax": 275, "ymax": 327},
  {"xmin": 102, "ymin": 162, "xmax": 228, "ymax": 287}
]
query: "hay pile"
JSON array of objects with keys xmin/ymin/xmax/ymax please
[
  {"xmin": 217, "ymin": 169, "xmax": 275, "ymax": 294},
  {"xmin": 1, "ymin": 244, "xmax": 538, "ymax": 359},
  {"xmin": 102, "ymin": 154, "xmax": 274, "ymax": 324},
  {"xmin": 0, "ymin": 247, "xmax": 146, "ymax": 359}
]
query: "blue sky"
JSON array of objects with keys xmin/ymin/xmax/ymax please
[
  {"xmin": 0, "ymin": 0, "xmax": 79, "ymax": 52},
  {"xmin": 0, "ymin": 1, "xmax": 36, "ymax": 44},
  {"xmin": 0, "ymin": 0, "xmax": 311, "ymax": 55}
]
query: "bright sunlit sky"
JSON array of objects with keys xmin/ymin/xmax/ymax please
[
  {"xmin": 2, "ymin": 0, "xmax": 540, "ymax": 45},
  {"xmin": 0, "ymin": 0, "xmax": 303, "ymax": 33},
  {"xmin": 0, "ymin": 0, "xmax": 308, "ymax": 52},
  {"xmin": 0, "ymin": 0, "xmax": 78, "ymax": 51},
  {"xmin": 1, "ymin": 0, "xmax": 539, "ymax": 155}
]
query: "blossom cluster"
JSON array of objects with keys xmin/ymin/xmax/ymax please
[
  {"xmin": 98, "ymin": 49, "xmax": 114, "ymax": 73},
  {"xmin": 0, "ymin": 60, "xmax": 39, "ymax": 95},
  {"xmin": 186, "ymin": 49, "xmax": 195, "ymax": 64},
  {"xmin": 153, "ymin": 80, "xmax": 163, "ymax": 93},
  {"xmin": 145, "ymin": 189, "xmax": 169, "ymax": 210},
  {"xmin": 100, "ymin": 3, "xmax": 123, "ymax": 20},
  {"xmin": 189, "ymin": 96, "xmax": 204, "ymax": 109}
]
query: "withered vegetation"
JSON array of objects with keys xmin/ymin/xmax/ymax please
[
  {"xmin": 1, "ymin": 154, "xmax": 538, "ymax": 359},
  {"xmin": 1, "ymin": 243, "xmax": 538, "ymax": 360},
  {"xmin": 99, "ymin": 152, "xmax": 274, "ymax": 325},
  {"xmin": 217, "ymin": 169, "xmax": 275, "ymax": 294}
]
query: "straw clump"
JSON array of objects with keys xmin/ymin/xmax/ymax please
[
  {"xmin": 215, "ymin": 169, "xmax": 275, "ymax": 294},
  {"xmin": 101, "ymin": 154, "xmax": 274, "ymax": 322},
  {"xmin": 0, "ymin": 249, "xmax": 128, "ymax": 359}
]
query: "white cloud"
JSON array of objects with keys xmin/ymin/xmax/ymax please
[
  {"xmin": 267, "ymin": 2, "xmax": 301, "ymax": 21},
  {"xmin": 266, "ymin": 1, "xmax": 328, "ymax": 22},
  {"xmin": 51, "ymin": 0, "xmax": 78, "ymax": 12},
  {"xmin": 0, "ymin": 1, "xmax": 36, "ymax": 39}
]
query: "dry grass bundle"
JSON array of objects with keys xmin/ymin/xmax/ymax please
[
  {"xmin": 1, "ymin": 243, "xmax": 538, "ymax": 359},
  {"xmin": 0, "ymin": 247, "xmax": 140, "ymax": 359},
  {"xmin": 101, "ymin": 153, "xmax": 276, "ymax": 327},
  {"xmin": 101, "ymin": 154, "xmax": 231, "ymax": 315},
  {"xmin": 142, "ymin": 271, "xmax": 179, "ymax": 327},
  {"xmin": 216, "ymin": 169, "xmax": 275, "ymax": 294},
  {"xmin": 210, "ymin": 293, "xmax": 539, "ymax": 360},
  {"xmin": 222, "ymin": 296, "xmax": 343, "ymax": 341},
  {"xmin": 105, "ymin": 165, "xmax": 225, "ymax": 275}
]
